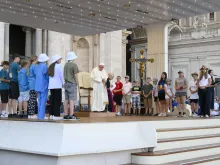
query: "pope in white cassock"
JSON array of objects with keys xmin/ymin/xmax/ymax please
[{"xmin": 91, "ymin": 63, "xmax": 108, "ymax": 112}]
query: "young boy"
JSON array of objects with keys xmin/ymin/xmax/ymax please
[
  {"xmin": 142, "ymin": 77, "xmax": 153, "ymax": 116},
  {"xmin": 0, "ymin": 61, "xmax": 10, "ymax": 117},
  {"xmin": 153, "ymin": 78, "xmax": 160, "ymax": 116},
  {"xmin": 18, "ymin": 60, "xmax": 29, "ymax": 118},
  {"xmin": 123, "ymin": 76, "xmax": 132, "ymax": 116},
  {"xmin": 132, "ymin": 81, "xmax": 142, "ymax": 116},
  {"xmin": 113, "ymin": 76, "xmax": 123, "ymax": 116}
]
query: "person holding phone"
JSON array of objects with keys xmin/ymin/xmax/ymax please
[{"xmin": 175, "ymin": 70, "xmax": 188, "ymax": 117}]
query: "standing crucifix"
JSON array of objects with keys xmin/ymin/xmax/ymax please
[{"xmin": 130, "ymin": 50, "xmax": 154, "ymax": 86}]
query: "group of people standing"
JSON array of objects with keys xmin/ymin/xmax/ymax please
[
  {"xmin": 0, "ymin": 51, "xmax": 79, "ymax": 120},
  {"xmin": 103, "ymin": 65, "xmax": 217, "ymax": 118}
]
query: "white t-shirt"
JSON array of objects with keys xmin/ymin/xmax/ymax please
[
  {"xmin": 189, "ymin": 80, "xmax": 199, "ymax": 99},
  {"xmin": 165, "ymin": 84, "xmax": 172, "ymax": 99},
  {"xmin": 199, "ymin": 74, "xmax": 211, "ymax": 87},
  {"xmin": 123, "ymin": 82, "xmax": 132, "ymax": 95}
]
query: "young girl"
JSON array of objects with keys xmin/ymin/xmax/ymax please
[
  {"xmin": 164, "ymin": 78, "xmax": 174, "ymax": 116},
  {"xmin": 158, "ymin": 72, "xmax": 167, "ymax": 116},
  {"xmin": 198, "ymin": 65, "xmax": 211, "ymax": 118},
  {"xmin": 18, "ymin": 60, "xmax": 29, "ymax": 118},
  {"xmin": 175, "ymin": 70, "xmax": 188, "ymax": 117},
  {"xmin": 28, "ymin": 55, "xmax": 38, "ymax": 119},
  {"xmin": 48, "ymin": 55, "xmax": 64, "ymax": 120},
  {"xmin": 189, "ymin": 72, "xmax": 199, "ymax": 117},
  {"xmin": 34, "ymin": 54, "xmax": 49, "ymax": 120},
  {"xmin": 153, "ymin": 78, "xmax": 160, "ymax": 116}
]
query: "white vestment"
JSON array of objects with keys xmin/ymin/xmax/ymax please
[{"xmin": 91, "ymin": 67, "xmax": 108, "ymax": 112}]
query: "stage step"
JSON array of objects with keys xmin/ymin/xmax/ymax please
[
  {"xmin": 124, "ymin": 154, "xmax": 220, "ymax": 165},
  {"xmin": 156, "ymin": 134, "xmax": 220, "ymax": 151},
  {"xmin": 157, "ymin": 126, "xmax": 220, "ymax": 139},
  {"xmin": 131, "ymin": 143, "xmax": 220, "ymax": 164}
]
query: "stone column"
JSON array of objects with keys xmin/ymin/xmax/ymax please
[
  {"xmin": 4, "ymin": 23, "xmax": 9, "ymax": 61},
  {"xmin": 122, "ymin": 30, "xmax": 132, "ymax": 78},
  {"xmin": 146, "ymin": 22, "xmax": 170, "ymax": 79},
  {"xmin": 0, "ymin": 22, "xmax": 4, "ymax": 62},
  {"xmin": 23, "ymin": 27, "xmax": 32, "ymax": 57},
  {"xmin": 42, "ymin": 29, "xmax": 47, "ymax": 54},
  {"xmin": 35, "ymin": 28, "xmax": 42, "ymax": 55}
]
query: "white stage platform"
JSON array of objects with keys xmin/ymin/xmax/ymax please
[
  {"xmin": 0, "ymin": 117, "xmax": 157, "ymax": 165},
  {"xmin": 1, "ymin": 117, "xmax": 220, "ymax": 165}
]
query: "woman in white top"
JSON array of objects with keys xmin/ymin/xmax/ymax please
[
  {"xmin": 48, "ymin": 55, "xmax": 64, "ymax": 120},
  {"xmin": 189, "ymin": 72, "xmax": 199, "ymax": 117},
  {"xmin": 198, "ymin": 65, "xmax": 211, "ymax": 118},
  {"xmin": 164, "ymin": 78, "xmax": 174, "ymax": 116}
]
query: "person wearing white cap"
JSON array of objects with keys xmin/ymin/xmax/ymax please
[
  {"xmin": 48, "ymin": 55, "xmax": 64, "ymax": 120},
  {"xmin": 91, "ymin": 63, "xmax": 108, "ymax": 112},
  {"xmin": 34, "ymin": 53, "xmax": 49, "ymax": 119},
  {"xmin": 63, "ymin": 51, "xmax": 79, "ymax": 120}
]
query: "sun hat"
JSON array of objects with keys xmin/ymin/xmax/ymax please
[
  {"xmin": 51, "ymin": 55, "xmax": 62, "ymax": 63},
  {"xmin": 66, "ymin": 51, "xmax": 78, "ymax": 61},
  {"xmin": 191, "ymin": 72, "xmax": 198, "ymax": 76},
  {"xmin": 99, "ymin": 62, "xmax": 105, "ymax": 66},
  {"xmin": 200, "ymin": 65, "xmax": 208, "ymax": 70},
  {"xmin": 38, "ymin": 53, "xmax": 49, "ymax": 62}
]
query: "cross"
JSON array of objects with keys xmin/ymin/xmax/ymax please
[{"xmin": 130, "ymin": 50, "xmax": 154, "ymax": 86}]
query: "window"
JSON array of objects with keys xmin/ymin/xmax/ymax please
[{"xmin": 210, "ymin": 12, "xmax": 215, "ymax": 21}]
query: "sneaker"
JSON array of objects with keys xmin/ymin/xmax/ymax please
[
  {"xmin": 1, "ymin": 113, "xmax": 8, "ymax": 118},
  {"xmin": 12, "ymin": 114, "xmax": 18, "ymax": 118},
  {"xmin": 154, "ymin": 113, "xmax": 159, "ymax": 116},
  {"xmin": 44, "ymin": 116, "xmax": 48, "ymax": 120},
  {"xmin": 193, "ymin": 113, "xmax": 199, "ymax": 117},
  {"xmin": 53, "ymin": 116, "xmax": 62, "ymax": 120},
  {"xmin": 182, "ymin": 112, "xmax": 187, "ymax": 117},
  {"xmin": 8, "ymin": 114, "xmax": 13, "ymax": 118},
  {"xmin": 49, "ymin": 115, "xmax": 54, "ymax": 120},
  {"xmin": 177, "ymin": 112, "xmax": 182, "ymax": 117},
  {"xmin": 32, "ymin": 115, "xmax": 37, "ymax": 119},
  {"xmin": 205, "ymin": 115, "xmax": 209, "ymax": 118},
  {"xmin": 162, "ymin": 113, "xmax": 167, "ymax": 117},
  {"xmin": 63, "ymin": 115, "xmax": 69, "ymax": 120},
  {"xmin": 69, "ymin": 114, "xmax": 80, "ymax": 120},
  {"xmin": 116, "ymin": 112, "xmax": 122, "ymax": 116},
  {"xmin": 158, "ymin": 113, "xmax": 164, "ymax": 116}
]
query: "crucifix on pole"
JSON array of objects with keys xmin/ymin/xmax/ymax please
[{"xmin": 130, "ymin": 50, "xmax": 154, "ymax": 86}]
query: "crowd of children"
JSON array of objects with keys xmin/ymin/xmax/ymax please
[
  {"xmin": 0, "ymin": 51, "xmax": 79, "ymax": 120},
  {"xmin": 110, "ymin": 65, "xmax": 219, "ymax": 118}
]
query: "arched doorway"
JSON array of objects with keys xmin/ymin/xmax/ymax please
[
  {"xmin": 9, "ymin": 25, "xmax": 25, "ymax": 61},
  {"xmin": 75, "ymin": 38, "xmax": 89, "ymax": 72}
]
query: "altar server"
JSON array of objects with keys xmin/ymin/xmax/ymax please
[
  {"xmin": 91, "ymin": 63, "xmax": 108, "ymax": 112},
  {"xmin": 48, "ymin": 55, "xmax": 64, "ymax": 120},
  {"xmin": 34, "ymin": 54, "xmax": 49, "ymax": 119}
]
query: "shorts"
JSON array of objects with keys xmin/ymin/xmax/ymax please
[
  {"xmin": 18, "ymin": 91, "xmax": 30, "ymax": 102},
  {"xmin": 175, "ymin": 92, "xmax": 187, "ymax": 97},
  {"xmin": 123, "ymin": 95, "xmax": 131, "ymax": 104},
  {"xmin": 64, "ymin": 82, "xmax": 77, "ymax": 101},
  {"xmin": 113, "ymin": 94, "xmax": 123, "ymax": 106},
  {"xmin": 0, "ymin": 90, "xmax": 9, "ymax": 103},
  {"xmin": 158, "ymin": 93, "xmax": 165, "ymax": 101},
  {"xmin": 154, "ymin": 97, "xmax": 159, "ymax": 102},
  {"xmin": 132, "ymin": 95, "xmax": 141, "ymax": 109},
  {"xmin": 144, "ymin": 97, "xmax": 152, "ymax": 108},
  {"xmin": 190, "ymin": 99, "xmax": 198, "ymax": 104},
  {"xmin": 9, "ymin": 81, "xmax": 19, "ymax": 99}
]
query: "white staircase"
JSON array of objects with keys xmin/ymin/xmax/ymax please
[{"xmin": 128, "ymin": 119, "xmax": 220, "ymax": 165}]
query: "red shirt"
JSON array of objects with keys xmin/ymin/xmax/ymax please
[{"xmin": 113, "ymin": 82, "xmax": 123, "ymax": 95}]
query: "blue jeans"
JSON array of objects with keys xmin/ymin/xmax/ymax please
[{"xmin": 37, "ymin": 90, "xmax": 48, "ymax": 119}]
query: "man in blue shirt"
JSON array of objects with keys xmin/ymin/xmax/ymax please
[
  {"xmin": 0, "ymin": 61, "xmax": 10, "ymax": 117},
  {"xmin": 8, "ymin": 55, "xmax": 20, "ymax": 118}
]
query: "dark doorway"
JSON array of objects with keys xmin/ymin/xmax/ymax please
[{"xmin": 9, "ymin": 25, "xmax": 25, "ymax": 57}]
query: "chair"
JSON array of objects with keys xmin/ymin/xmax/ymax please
[{"xmin": 77, "ymin": 72, "xmax": 93, "ymax": 111}]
